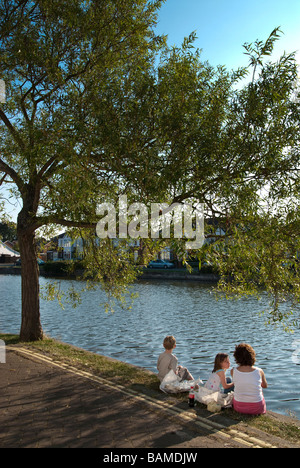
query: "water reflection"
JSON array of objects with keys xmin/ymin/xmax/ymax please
[{"xmin": 0, "ymin": 275, "xmax": 299, "ymax": 419}]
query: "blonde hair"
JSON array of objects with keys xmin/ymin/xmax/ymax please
[{"xmin": 163, "ymin": 335, "xmax": 176, "ymax": 350}]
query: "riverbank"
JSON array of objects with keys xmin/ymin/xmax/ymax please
[
  {"xmin": 0, "ymin": 263, "xmax": 220, "ymax": 282},
  {"xmin": 1, "ymin": 333, "xmax": 299, "ymax": 447},
  {"xmin": 2, "ymin": 274, "xmax": 300, "ymax": 420}
]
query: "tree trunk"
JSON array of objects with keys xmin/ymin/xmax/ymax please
[{"xmin": 17, "ymin": 206, "xmax": 43, "ymax": 342}]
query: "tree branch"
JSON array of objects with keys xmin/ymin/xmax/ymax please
[
  {"xmin": 0, "ymin": 172, "xmax": 7, "ymax": 186},
  {"xmin": 32, "ymin": 215, "xmax": 96, "ymax": 232},
  {"xmin": 0, "ymin": 157, "xmax": 25, "ymax": 194},
  {"xmin": 37, "ymin": 156, "xmax": 59, "ymax": 179},
  {"xmin": 0, "ymin": 107, "xmax": 26, "ymax": 151}
]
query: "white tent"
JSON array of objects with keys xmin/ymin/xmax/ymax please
[{"xmin": 0, "ymin": 240, "xmax": 20, "ymax": 258}]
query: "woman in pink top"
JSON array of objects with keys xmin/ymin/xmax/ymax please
[{"xmin": 231, "ymin": 343, "xmax": 268, "ymax": 415}]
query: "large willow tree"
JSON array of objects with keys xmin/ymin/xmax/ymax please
[
  {"xmin": 0, "ymin": 0, "xmax": 299, "ymax": 341},
  {"xmin": 0, "ymin": 0, "xmax": 165, "ymax": 340}
]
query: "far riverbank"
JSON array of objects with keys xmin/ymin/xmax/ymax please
[{"xmin": 0, "ymin": 263, "xmax": 220, "ymax": 282}]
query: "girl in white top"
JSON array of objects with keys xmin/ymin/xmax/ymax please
[
  {"xmin": 205, "ymin": 353, "xmax": 234, "ymax": 393},
  {"xmin": 231, "ymin": 343, "xmax": 268, "ymax": 415}
]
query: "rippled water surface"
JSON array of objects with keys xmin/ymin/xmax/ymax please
[{"xmin": 1, "ymin": 275, "xmax": 300, "ymax": 419}]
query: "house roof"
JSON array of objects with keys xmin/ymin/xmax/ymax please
[{"xmin": 0, "ymin": 240, "xmax": 20, "ymax": 257}]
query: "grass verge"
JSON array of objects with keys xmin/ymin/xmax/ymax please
[{"xmin": 1, "ymin": 333, "xmax": 300, "ymax": 445}]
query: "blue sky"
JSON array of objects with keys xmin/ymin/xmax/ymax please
[{"xmin": 155, "ymin": 0, "xmax": 300, "ymax": 69}]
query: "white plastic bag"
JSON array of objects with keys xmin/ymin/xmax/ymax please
[
  {"xmin": 160, "ymin": 370, "xmax": 202, "ymax": 394},
  {"xmin": 195, "ymin": 386, "xmax": 234, "ymax": 410}
]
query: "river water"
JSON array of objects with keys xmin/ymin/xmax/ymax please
[{"xmin": 1, "ymin": 274, "xmax": 300, "ymax": 419}]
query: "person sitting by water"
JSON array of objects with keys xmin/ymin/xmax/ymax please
[
  {"xmin": 231, "ymin": 343, "xmax": 268, "ymax": 415},
  {"xmin": 204, "ymin": 352, "xmax": 235, "ymax": 394},
  {"xmin": 157, "ymin": 335, "xmax": 194, "ymax": 383}
]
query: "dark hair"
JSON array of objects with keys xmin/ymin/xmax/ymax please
[
  {"xmin": 233, "ymin": 343, "xmax": 256, "ymax": 366},
  {"xmin": 213, "ymin": 353, "xmax": 229, "ymax": 372}
]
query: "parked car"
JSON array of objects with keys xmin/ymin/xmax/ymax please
[
  {"xmin": 15, "ymin": 258, "xmax": 45, "ymax": 266},
  {"xmin": 148, "ymin": 259, "xmax": 174, "ymax": 269}
]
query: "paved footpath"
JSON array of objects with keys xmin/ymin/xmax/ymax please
[{"xmin": 0, "ymin": 347, "xmax": 297, "ymax": 449}]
